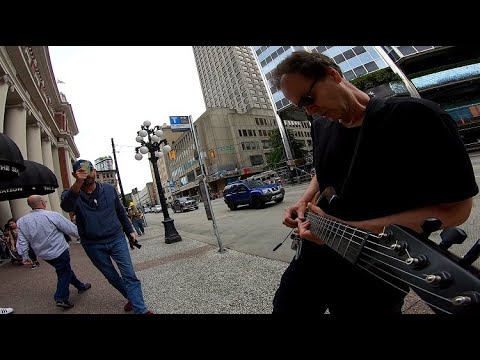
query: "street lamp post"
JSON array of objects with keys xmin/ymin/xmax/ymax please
[{"xmin": 134, "ymin": 120, "xmax": 182, "ymax": 244}]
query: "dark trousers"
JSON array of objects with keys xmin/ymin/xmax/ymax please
[
  {"xmin": 45, "ymin": 248, "xmax": 86, "ymax": 302},
  {"xmin": 132, "ymin": 219, "xmax": 144, "ymax": 235},
  {"xmin": 28, "ymin": 246, "xmax": 37, "ymax": 262},
  {"xmin": 273, "ymin": 241, "xmax": 407, "ymax": 315}
]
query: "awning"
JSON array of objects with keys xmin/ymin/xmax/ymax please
[
  {"xmin": 0, "ymin": 132, "xmax": 25, "ymax": 179},
  {"xmin": 0, "ymin": 160, "xmax": 58, "ymax": 201}
]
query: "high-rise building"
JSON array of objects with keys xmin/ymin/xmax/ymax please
[
  {"xmin": 94, "ymin": 155, "xmax": 114, "ymax": 171},
  {"xmin": 192, "ymin": 46, "xmax": 273, "ymax": 113}
]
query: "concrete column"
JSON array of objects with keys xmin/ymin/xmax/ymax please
[
  {"xmin": 0, "ymin": 75, "xmax": 14, "ymax": 132},
  {"xmin": 4, "ymin": 105, "xmax": 27, "ymax": 158},
  {"xmin": 26, "ymin": 125, "xmax": 51, "ymax": 210},
  {"xmin": 67, "ymin": 152, "xmax": 76, "ymax": 185},
  {"xmin": 4, "ymin": 105, "xmax": 30, "ymax": 219},
  {"xmin": 42, "ymin": 139, "xmax": 61, "ymax": 213},
  {"xmin": 26, "ymin": 125, "xmax": 43, "ymax": 163},
  {"xmin": 52, "ymin": 147, "xmax": 69, "ymax": 218}
]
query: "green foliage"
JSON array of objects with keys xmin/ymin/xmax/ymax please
[
  {"xmin": 266, "ymin": 128, "xmax": 307, "ymax": 168},
  {"xmin": 351, "ymin": 68, "xmax": 401, "ymax": 91}
]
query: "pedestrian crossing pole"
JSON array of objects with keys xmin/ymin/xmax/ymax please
[{"xmin": 188, "ymin": 115, "xmax": 225, "ymax": 253}]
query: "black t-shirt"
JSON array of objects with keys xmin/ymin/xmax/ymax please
[{"xmin": 312, "ymin": 96, "xmax": 479, "ymax": 221}]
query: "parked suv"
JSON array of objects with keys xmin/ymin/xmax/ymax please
[
  {"xmin": 172, "ymin": 196, "xmax": 198, "ymax": 213},
  {"xmin": 223, "ymin": 179, "xmax": 285, "ymax": 210}
]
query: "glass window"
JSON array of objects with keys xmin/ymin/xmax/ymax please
[
  {"xmin": 347, "ymin": 56, "xmax": 362, "ymax": 69},
  {"xmin": 353, "ymin": 66, "xmax": 367, "ymax": 77},
  {"xmin": 344, "ymin": 70, "xmax": 355, "ymax": 81},
  {"xmin": 339, "ymin": 61, "xmax": 352, "ymax": 73},
  {"xmin": 374, "ymin": 58, "xmax": 387, "ymax": 69},
  {"xmin": 353, "ymin": 46, "xmax": 366, "ymax": 55},
  {"xmin": 414, "ymin": 46, "xmax": 434, "ymax": 53},
  {"xmin": 398, "ymin": 46, "xmax": 416, "ymax": 56},
  {"xmin": 316, "ymin": 46, "xmax": 327, "ymax": 53},
  {"xmin": 327, "ymin": 46, "xmax": 343, "ymax": 57},
  {"xmin": 250, "ymin": 155, "xmax": 264, "ymax": 166},
  {"xmin": 242, "ymin": 129, "xmax": 248, "ymax": 136},
  {"xmin": 364, "ymin": 61, "xmax": 379, "ymax": 72},
  {"xmin": 334, "ymin": 54, "xmax": 346, "ymax": 64},
  {"xmin": 343, "ymin": 49, "xmax": 355, "ymax": 59}
]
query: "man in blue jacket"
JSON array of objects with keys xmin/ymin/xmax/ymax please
[{"xmin": 61, "ymin": 160, "xmax": 152, "ymax": 314}]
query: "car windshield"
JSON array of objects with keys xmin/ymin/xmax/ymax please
[
  {"xmin": 179, "ymin": 197, "xmax": 193, "ymax": 202},
  {"xmin": 246, "ymin": 180, "xmax": 265, "ymax": 188}
]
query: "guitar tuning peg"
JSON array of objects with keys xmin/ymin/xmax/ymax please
[
  {"xmin": 439, "ymin": 227, "xmax": 467, "ymax": 251},
  {"xmin": 420, "ymin": 218, "xmax": 443, "ymax": 239},
  {"xmin": 459, "ymin": 239, "xmax": 480, "ymax": 266}
]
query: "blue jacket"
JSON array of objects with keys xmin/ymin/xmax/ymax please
[{"xmin": 61, "ymin": 183, "xmax": 134, "ymax": 244}]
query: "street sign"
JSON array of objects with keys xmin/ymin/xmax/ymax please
[
  {"xmin": 219, "ymin": 146, "xmax": 235, "ymax": 151},
  {"xmin": 169, "ymin": 116, "xmax": 190, "ymax": 132}
]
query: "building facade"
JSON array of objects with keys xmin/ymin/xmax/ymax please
[
  {"xmin": 192, "ymin": 46, "xmax": 273, "ymax": 113},
  {"xmin": 95, "ymin": 169, "xmax": 118, "ymax": 192},
  {"xmin": 94, "ymin": 156, "xmax": 114, "ymax": 171},
  {"xmin": 0, "ymin": 46, "xmax": 80, "ymax": 224},
  {"xmin": 166, "ymin": 107, "xmax": 293, "ymax": 197}
]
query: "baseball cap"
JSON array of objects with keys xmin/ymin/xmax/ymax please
[{"xmin": 72, "ymin": 159, "xmax": 95, "ymax": 173}]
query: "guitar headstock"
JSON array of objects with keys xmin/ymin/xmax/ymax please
[{"xmin": 364, "ymin": 222, "xmax": 480, "ymax": 314}]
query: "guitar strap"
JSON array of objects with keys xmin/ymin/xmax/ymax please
[{"xmin": 340, "ymin": 97, "xmax": 386, "ymax": 197}]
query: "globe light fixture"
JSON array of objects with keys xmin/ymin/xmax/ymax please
[{"xmin": 134, "ymin": 123, "xmax": 181, "ymax": 244}]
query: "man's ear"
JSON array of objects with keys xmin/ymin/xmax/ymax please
[{"xmin": 327, "ymin": 67, "xmax": 342, "ymax": 84}]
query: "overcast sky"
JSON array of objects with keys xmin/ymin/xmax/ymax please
[{"xmin": 48, "ymin": 46, "xmax": 206, "ymax": 194}]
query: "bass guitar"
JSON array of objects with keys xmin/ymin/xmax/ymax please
[{"xmin": 293, "ymin": 188, "xmax": 480, "ymax": 314}]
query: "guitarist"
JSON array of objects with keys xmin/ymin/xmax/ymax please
[{"xmin": 271, "ymin": 51, "xmax": 479, "ymax": 314}]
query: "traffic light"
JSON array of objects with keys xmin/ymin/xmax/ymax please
[
  {"xmin": 169, "ymin": 150, "xmax": 176, "ymax": 160},
  {"xmin": 208, "ymin": 149, "xmax": 216, "ymax": 158}
]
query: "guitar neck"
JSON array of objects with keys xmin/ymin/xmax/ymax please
[{"xmin": 305, "ymin": 211, "xmax": 372, "ymax": 265}]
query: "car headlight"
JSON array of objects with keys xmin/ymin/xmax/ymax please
[{"xmin": 262, "ymin": 189, "xmax": 271, "ymax": 194}]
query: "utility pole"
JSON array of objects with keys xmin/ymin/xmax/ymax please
[{"xmin": 111, "ymin": 138, "xmax": 127, "ymax": 207}]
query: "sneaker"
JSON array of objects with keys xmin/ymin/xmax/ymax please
[
  {"xmin": 78, "ymin": 283, "xmax": 92, "ymax": 294},
  {"xmin": 56, "ymin": 300, "xmax": 74, "ymax": 309},
  {"xmin": 0, "ymin": 307, "xmax": 14, "ymax": 314},
  {"xmin": 30, "ymin": 263, "xmax": 37, "ymax": 269},
  {"xmin": 35, "ymin": 261, "xmax": 40, "ymax": 266},
  {"xmin": 124, "ymin": 301, "xmax": 133, "ymax": 312}
]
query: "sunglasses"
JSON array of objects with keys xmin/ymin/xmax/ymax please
[{"xmin": 296, "ymin": 78, "xmax": 318, "ymax": 109}]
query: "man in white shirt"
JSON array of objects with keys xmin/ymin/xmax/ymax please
[{"xmin": 17, "ymin": 195, "xmax": 91, "ymax": 309}]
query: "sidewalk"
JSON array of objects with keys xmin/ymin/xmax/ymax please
[
  {"xmin": 0, "ymin": 221, "xmax": 432, "ymax": 314},
  {"xmin": 0, "ymin": 224, "xmax": 288, "ymax": 314}
]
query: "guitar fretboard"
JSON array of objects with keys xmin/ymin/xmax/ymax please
[{"xmin": 305, "ymin": 211, "xmax": 369, "ymax": 264}]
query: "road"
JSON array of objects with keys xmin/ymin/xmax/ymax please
[
  {"xmin": 145, "ymin": 184, "xmax": 308, "ymax": 263},
  {"xmin": 147, "ymin": 160, "xmax": 480, "ymax": 269}
]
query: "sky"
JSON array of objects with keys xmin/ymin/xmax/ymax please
[{"xmin": 48, "ymin": 46, "xmax": 206, "ymax": 194}]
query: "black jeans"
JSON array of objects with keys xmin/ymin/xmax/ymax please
[{"xmin": 273, "ymin": 241, "xmax": 407, "ymax": 315}]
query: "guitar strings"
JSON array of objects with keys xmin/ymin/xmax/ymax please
[
  {"xmin": 358, "ymin": 251, "xmax": 452, "ymax": 301},
  {"xmin": 355, "ymin": 259, "xmax": 452, "ymax": 314},
  {"xmin": 306, "ymin": 211, "xmax": 460, "ymax": 311}
]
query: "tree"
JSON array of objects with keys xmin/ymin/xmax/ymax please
[{"xmin": 266, "ymin": 128, "xmax": 307, "ymax": 168}]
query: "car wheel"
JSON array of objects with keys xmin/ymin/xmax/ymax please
[
  {"xmin": 227, "ymin": 201, "xmax": 237, "ymax": 210},
  {"xmin": 251, "ymin": 197, "xmax": 264, "ymax": 209}
]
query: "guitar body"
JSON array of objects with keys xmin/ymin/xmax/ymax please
[{"xmin": 299, "ymin": 187, "xmax": 480, "ymax": 314}]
